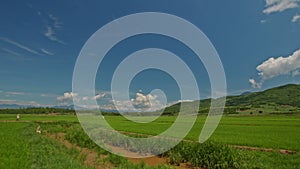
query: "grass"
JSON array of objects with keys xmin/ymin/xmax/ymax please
[
  {"xmin": 105, "ymin": 115, "xmax": 300, "ymax": 151},
  {"xmin": 0, "ymin": 122, "xmax": 91, "ymax": 169},
  {"xmin": 237, "ymin": 150, "xmax": 300, "ymax": 169},
  {"xmin": 0, "ymin": 122, "xmax": 31, "ymax": 168},
  {"xmin": 0, "ymin": 114, "xmax": 78, "ymax": 122},
  {"xmin": 1, "ymin": 114, "xmax": 300, "ymax": 168}
]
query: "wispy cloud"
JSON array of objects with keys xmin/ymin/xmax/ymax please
[
  {"xmin": 43, "ymin": 14, "xmax": 66, "ymax": 44},
  {"xmin": 0, "ymin": 37, "xmax": 42, "ymax": 55},
  {"xmin": 292, "ymin": 14, "xmax": 300, "ymax": 22},
  {"xmin": 0, "ymin": 99, "xmax": 43, "ymax": 107},
  {"xmin": 44, "ymin": 26, "xmax": 66, "ymax": 44},
  {"xmin": 6, "ymin": 91, "xmax": 25, "ymax": 95},
  {"xmin": 250, "ymin": 48, "xmax": 300, "ymax": 88},
  {"xmin": 263, "ymin": 0, "xmax": 299, "ymax": 14},
  {"xmin": 48, "ymin": 14, "xmax": 63, "ymax": 29},
  {"xmin": 260, "ymin": 19, "xmax": 267, "ymax": 23},
  {"xmin": 262, "ymin": 0, "xmax": 300, "ymax": 23},
  {"xmin": 40, "ymin": 93, "xmax": 57, "ymax": 97},
  {"xmin": 40, "ymin": 48, "xmax": 54, "ymax": 55},
  {"xmin": 1, "ymin": 48, "xmax": 21, "ymax": 56}
]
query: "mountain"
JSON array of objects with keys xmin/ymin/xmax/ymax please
[
  {"xmin": 0, "ymin": 104, "xmax": 29, "ymax": 109},
  {"xmin": 226, "ymin": 84, "xmax": 300, "ymax": 107},
  {"xmin": 240, "ymin": 91, "xmax": 252, "ymax": 95},
  {"xmin": 163, "ymin": 84, "xmax": 300, "ymax": 115}
]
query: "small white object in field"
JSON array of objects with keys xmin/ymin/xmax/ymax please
[
  {"xmin": 36, "ymin": 125, "xmax": 41, "ymax": 134},
  {"xmin": 102, "ymin": 116, "xmax": 105, "ymax": 119},
  {"xmin": 16, "ymin": 114, "xmax": 20, "ymax": 121}
]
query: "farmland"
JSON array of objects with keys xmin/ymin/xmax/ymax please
[{"xmin": 0, "ymin": 113, "xmax": 299, "ymax": 168}]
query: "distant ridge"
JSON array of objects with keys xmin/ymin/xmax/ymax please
[
  {"xmin": 226, "ymin": 84, "xmax": 300, "ymax": 107},
  {"xmin": 163, "ymin": 84, "xmax": 300, "ymax": 115}
]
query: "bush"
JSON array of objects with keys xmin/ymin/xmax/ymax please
[{"xmin": 167, "ymin": 141, "xmax": 242, "ymax": 169}]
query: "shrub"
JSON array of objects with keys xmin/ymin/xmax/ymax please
[{"xmin": 167, "ymin": 141, "xmax": 242, "ymax": 169}]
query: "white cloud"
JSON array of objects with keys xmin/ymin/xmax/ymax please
[
  {"xmin": 48, "ymin": 14, "xmax": 63, "ymax": 29},
  {"xmin": 292, "ymin": 70, "xmax": 300, "ymax": 76},
  {"xmin": 1, "ymin": 48, "xmax": 21, "ymax": 56},
  {"xmin": 292, "ymin": 14, "xmax": 300, "ymax": 22},
  {"xmin": 41, "ymin": 49, "xmax": 54, "ymax": 55},
  {"xmin": 94, "ymin": 92, "xmax": 166, "ymax": 112},
  {"xmin": 131, "ymin": 93, "xmax": 153, "ymax": 109},
  {"xmin": 260, "ymin": 19, "xmax": 267, "ymax": 23},
  {"xmin": 43, "ymin": 14, "xmax": 65, "ymax": 44},
  {"xmin": 93, "ymin": 93, "xmax": 106, "ymax": 100},
  {"xmin": 57, "ymin": 92, "xmax": 78, "ymax": 104},
  {"xmin": 0, "ymin": 99, "xmax": 41, "ymax": 107},
  {"xmin": 82, "ymin": 96, "xmax": 89, "ymax": 101},
  {"xmin": 130, "ymin": 92, "xmax": 165, "ymax": 111},
  {"xmin": 6, "ymin": 92, "xmax": 25, "ymax": 95},
  {"xmin": 249, "ymin": 49, "xmax": 300, "ymax": 88},
  {"xmin": 40, "ymin": 93, "xmax": 57, "ymax": 97},
  {"xmin": 263, "ymin": 0, "xmax": 299, "ymax": 14},
  {"xmin": 249, "ymin": 79, "xmax": 262, "ymax": 89},
  {"xmin": 44, "ymin": 26, "xmax": 66, "ymax": 44},
  {"xmin": 0, "ymin": 37, "xmax": 41, "ymax": 55},
  {"xmin": 57, "ymin": 91, "xmax": 165, "ymax": 112}
]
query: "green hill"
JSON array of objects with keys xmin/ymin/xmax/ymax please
[
  {"xmin": 163, "ymin": 84, "xmax": 300, "ymax": 115},
  {"xmin": 226, "ymin": 84, "xmax": 300, "ymax": 107}
]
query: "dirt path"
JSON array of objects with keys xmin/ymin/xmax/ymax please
[
  {"xmin": 45, "ymin": 132, "xmax": 171, "ymax": 168},
  {"xmin": 232, "ymin": 145, "xmax": 297, "ymax": 154},
  {"xmin": 46, "ymin": 132, "xmax": 110, "ymax": 169},
  {"xmin": 0, "ymin": 120, "xmax": 31, "ymax": 123}
]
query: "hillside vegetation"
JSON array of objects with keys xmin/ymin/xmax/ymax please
[{"xmin": 163, "ymin": 84, "xmax": 300, "ymax": 115}]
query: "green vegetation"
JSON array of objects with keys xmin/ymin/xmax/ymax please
[
  {"xmin": 226, "ymin": 84, "xmax": 300, "ymax": 108},
  {"xmin": 0, "ymin": 122, "xmax": 91, "ymax": 169},
  {"xmin": 0, "ymin": 113, "xmax": 78, "ymax": 122},
  {"xmin": 0, "ymin": 113, "xmax": 299, "ymax": 168},
  {"xmin": 0, "ymin": 107, "xmax": 75, "ymax": 114},
  {"xmin": 167, "ymin": 141, "xmax": 242, "ymax": 168},
  {"xmin": 105, "ymin": 115, "xmax": 300, "ymax": 151},
  {"xmin": 163, "ymin": 84, "xmax": 300, "ymax": 116}
]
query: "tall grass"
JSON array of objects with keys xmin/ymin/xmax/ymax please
[{"xmin": 0, "ymin": 122, "xmax": 91, "ymax": 169}]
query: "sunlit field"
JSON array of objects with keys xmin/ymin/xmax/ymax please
[{"xmin": 1, "ymin": 113, "xmax": 299, "ymax": 168}]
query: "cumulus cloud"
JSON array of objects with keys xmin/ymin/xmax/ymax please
[
  {"xmin": 131, "ymin": 93, "xmax": 154, "ymax": 109},
  {"xmin": 57, "ymin": 92, "xmax": 78, "ymax": 104},
  {"xmin": 130, "ymin": 92, "xmax": 165, "ymax": 111},
  {"xmin": 56, "ymin": 91, "xmax": 165, "ymax": 112},
  {"xmin": 106, "ymin": 91, "xmax": 166, "ymax": 112},
  {"xmin": 263, "ymin": 0, "xmax": 299, "ymax": 14},
  {"xmin": 249, "ymin": 79, "xmax": 262, "ymax": 89},
  {"xmin": 249, "ymin": 49, "xmax": 300, "ymax": 88},
  {"xmin": 93, "ymin": 93, "xmax": 106, "ymax": 100},
  {"xmin": 56, "ymin": 91, "xmax": 110, "ymax": 106},
  {"xmin": 292, "ymin": 14, "xmax": 300, "ymax": 22}
]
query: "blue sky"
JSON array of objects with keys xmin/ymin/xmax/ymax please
[{"xmin": 0, "ymin": 0, "xmax": 300, "ymax": 110}]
